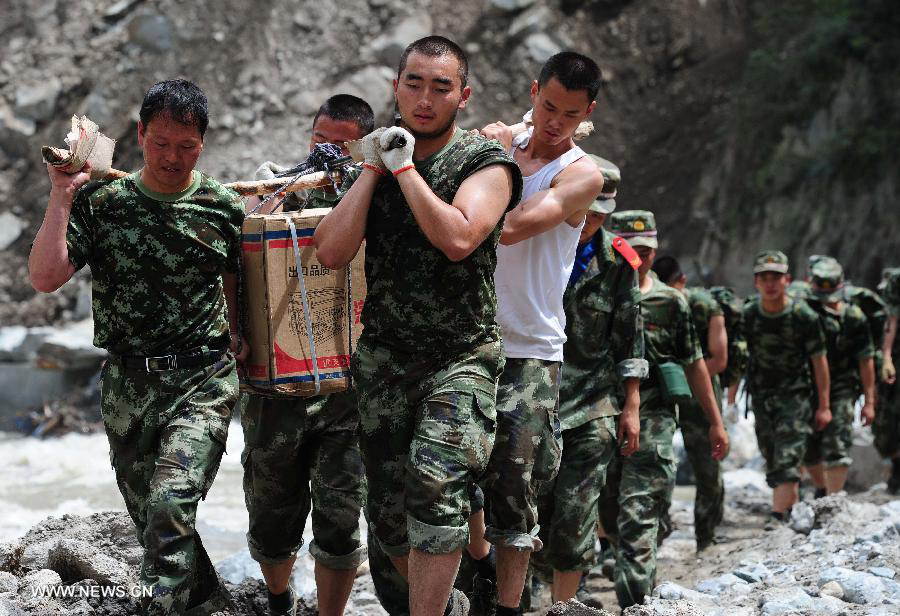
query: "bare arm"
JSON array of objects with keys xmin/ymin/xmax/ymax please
[
  {"xmin": 223, "ymin": 272, "xmax": 248, "ymax": 362},
  {"xmin": 618, "ymin": 377, "xmax": 640, "ymax": 456},
  {"xmin": 859, "ymin": 356, "xmax": 876, "ymax": 425},
  {"xmin": 884, "ymin": 315, "xmax": 897, "ymax": 384},
  {"xmin": 811, "ymin": 353, "xmax": 832, "ymax": 430},
  {"xmin": 395, "ymin": 164, "xmax": 515, "ymax": 262},
  {"xmin": 29, "ymin": 164, "xmax": 90, "ymax": 292},
  {"xmin": 685, "ymin": 358, "xmax": 729, "ymax": 460},
  {"xmin": 499, "ymin": 159, "xmax": 603, "ymax": 245},
  {"xmin": 313, "ymin": 169, "xmax": 380, "ymax": 269},
  {"xmin": 705, "ymin": 314, "xmax": 728, "ymax": 375}
]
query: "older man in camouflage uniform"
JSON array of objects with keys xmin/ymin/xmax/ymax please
[
  {"xmin": 314, "ymin": 36, "xmax": 522, "ymax": 616},
  {"xmin": 743, "ymin": 250, "xmax": 830, "ymax": 526},
  {"xmin": 801, "ymin": 257, "xmax": 875, "ymax": 496},
  {"xmin": 241, "ymin": 94, "xmax": 373, "ymax": 616},
  {"xmin": 600, "ymin": 211, "xmax": 728, "ymax": 609},
  {"xmin": 877, "ymin": 268, "xmax": 900, "ymax": 493},
  {"xmin": 651, "ymin": 256, "xmax": 728, "ymax": 552},
  {"xmin": 30, "ymin": 79, "xmax": 244, "ymax": 615},
  {"xmin": 531, "ymin": 197, "xmax": 646, "ymax": 603}
]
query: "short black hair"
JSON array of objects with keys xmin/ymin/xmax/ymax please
[
  {"xmin": 538, "ymin": 51, "xmax": 601, "ymax": 101},
  {"xmin": 397, "ymin": 35, "xmax": 469, "ymax": 89},
  {"xmin": 139, "ymin": 79, "xmax": 209, "ymax": 138},
  {"xmin": 313, "ymin": 94, "xmax": 375, "ymax": 136},
  {"xmin": 652, "ymin": 255, "xmax": 684, "ymax": 285}
]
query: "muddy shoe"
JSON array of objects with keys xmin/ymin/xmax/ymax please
[
  {"xmin": 696, "ymin": 535, "xmax": 719, "ymax": 553},
  {"xmin": 764, "ymin": 512, "xmax": 787, "ymax": 531},
  {"xmin": 888, "ymin": 459, "xmax": 900, "ymax": 495},
  {"xmin": 575, "ymin": 573, "xmax": 603, "ymax": 609},
  {"xmin": 266, "ymin": 585, "xmax": 296, "ymax": 616},
  {"xmin": 598, "ymin": 547, "xmax": 615, "ymax": 582},
  {"xmin": 445, "ymin": 587, "xmax": 470, "ymax": 616},
  {"xmin": 184, "ymin": 574, "xmax": 237, "ymax": 616}
]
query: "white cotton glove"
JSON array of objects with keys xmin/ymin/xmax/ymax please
[
  {"xmin": 254, "ymin": 160, "xmax": 286, "ymax": 181},
  {"xmin": 378, "ymin": 127, "xmax": 415, "ymax": 174},
  {"xmin": 357, "ymin": 127, "xmax": 388, "ymax": 172}
]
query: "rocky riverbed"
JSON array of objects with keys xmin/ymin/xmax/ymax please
[{"xmin": 1, "ymin": 470, "xmax": 897, "ymax": 615}]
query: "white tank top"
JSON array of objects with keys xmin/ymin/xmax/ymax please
[{"xmin": 495, "ymin": 128, "xmax": 586, "ymax": 361}]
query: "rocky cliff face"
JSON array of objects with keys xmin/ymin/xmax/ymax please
[{"xmin": 0, "ymin": 0, "xmax": 897, "ymax": 327}]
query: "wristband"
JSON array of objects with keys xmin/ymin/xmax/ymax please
[
  {"xmin": 362, "ymin": 163, "xmax": 387, "ymax": 176},
  {"xmin": 393, "ymin": 164, "xmax": 415, "ymax": 177}
]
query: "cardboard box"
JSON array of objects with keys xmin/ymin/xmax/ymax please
[{"xmin": 241, "ymin": 209, "xmax": 365, "ymax": 396}]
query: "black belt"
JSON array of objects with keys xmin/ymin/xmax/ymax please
[{"xmin": 114, "ymin": 348, "xmax": 227, "ymax": 372}]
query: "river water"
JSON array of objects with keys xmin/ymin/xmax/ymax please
[{"xmin": 0, "ymin": 422, "xmax": 252, "ymax": 563}]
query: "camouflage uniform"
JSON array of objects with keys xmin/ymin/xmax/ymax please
[
  {"xmin": 709, "ymin": 286, "xmax": 749, "ymax": 391},
  {"xmin": 67, "ymin": 172, "xmax": 244, "ymax": 614},
  {"xmin": 803, "ymin": 259, "xmax": 874, "ymax": 469},
  {"xmin": 743, "ymin": 251, "xmax": 826, "ymax": 488},
  {"xmin": 600, "ymin": 211, "xmax": 703, "ymax": 609},
  {"xmin": 351, "ymin": 128, "xmax": 522, "ymax": 559},
  {"xmin": 241, "ymin": 184, "xmax": 366, "ymax": 572},
  {"xmin": 679, "ymin": 287, "xmax": 725, "ymax": 548},
  {"xmin": 532, "ymin": 227, "xmax": 646, "ymax": 577},
  {"xmin": 875, "ymin": 268, "xmax": 900, "ymax": 460}
]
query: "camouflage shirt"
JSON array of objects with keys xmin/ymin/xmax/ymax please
[
  {"xmin": 743, "ymin": 296, "xmax": 826, "ymax": 398},
  {"xmin": 558, "ymin": 229, "xmax": 648, "ymax": 430},
  {"xmin": 67, "ymin": 171, "xmax": 244, "ymax": 355},
  {"xmin": 640, "ymin": 276, "xmax": 703, "ymax": 415},
  {"xmin": 787, "ymin": 279, "xmax": 812, "ymax": 301},
  {"xmin": 685, "ymin": 287, "xmax": 723, "ymax": 358},
  {"xmin": 883, "ymin": 269, "xmax": 900, "ymax": 319},
  {"xmin": 359, "ymin": 128, "xmax": 523, "ymax": 355},
  {"xmin": 818, "ymin": 302, "xmax": 874, "ymax": 400}
]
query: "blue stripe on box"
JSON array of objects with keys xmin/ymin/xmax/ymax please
[{"xmin": 248, "ymin": 370, "xmax": 350, "ymax": 386}]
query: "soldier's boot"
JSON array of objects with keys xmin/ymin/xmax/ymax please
[
  {"xmin": 266, "ymin": 585, "xmax": 296, "ymax": 616},
  {"xmin": 888, "ymin": 458, "xmax": 900, "ymax": 495},
  {"xmin": 575, "ymin": 573, "xmax": 603, "ymax": 609},
  {"xmin": 695, "ymin": 534, "xmax": 717, "ymax": 553},
  {"xmin": 468, "ymin": 546, "xmax": 497, "ymax": 616},
  {"xmin": 763, "ymin": 510, "xmax": 789, "ymax": 531}
]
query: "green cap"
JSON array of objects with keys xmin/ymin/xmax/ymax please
[
  {"xmin": 609, "ymin": 210, "xmax": 657, "ymax": 248},
  {"xmin": 810, "ymin": 256, "xmax": 845, "ymax": 302},
  {"xmin": 587, "ymin": 154, "xmax": 620, "ymax": 199},
  {"xmin": 807, "ymin": 254, "xmax": 828, "ymax": 276},
  {"xmin": 589, "ymin": 197, "xmax": 616, "ymax": 214},
  {"xmin": 753, "ymin": 250, "xmax": 789, "ymax": 274}
]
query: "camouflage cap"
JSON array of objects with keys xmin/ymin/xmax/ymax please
[
  {"xmin": 753, "ymin": 250, "xmax": 789, "ymax": 274},
  {"xmin": 806, "ymin": 254, "xmax": 828, "ymax": 276},
  {"xmin": 587, "ymin": 154, "xmax": 620, "ymax": 199},
  {"xmin": 810, "ymin": 256, "xmax": 845, "ymax": 302},
  {"xmin": 609, "ymin": 210, "xmax": 657, "ymax": 248},
  {"xmin": 589, "ymin": 197, "xmax": 616, "ymax": 214}
]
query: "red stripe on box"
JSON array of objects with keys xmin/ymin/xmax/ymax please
[
  {"xmin": 274, "ymin": 342, "xmax": 351, "ymax": 374},
  {"xmin": 242, "ymin": 242, "xmax": 262, "ymax": 253},
  {"xmin": 268, "ymin": 238, "xmax": 314, "ymax": 249}
]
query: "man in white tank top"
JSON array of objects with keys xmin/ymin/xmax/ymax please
[{"xmin": 473, "ymin": 52, "xmax": 606, "ymax": 616}]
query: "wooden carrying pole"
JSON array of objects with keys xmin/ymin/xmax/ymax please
[{"xmin": 41, "ymin": 146, "xmax": 332, "ymax": 196}]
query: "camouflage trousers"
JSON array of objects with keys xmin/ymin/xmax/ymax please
[
  {"xmin": 240, "ymin": 389, "xmax": 366, "ymax": 569},
  {"xmin": 803, "ymin": 395, "xmax": 855, "ymax": 468},
  {"xmin": 100, "ymin": 354, "xmax": 238, "ymax": 616},
  {"xmin": 752, "ymin": 391, "xmax": 813, "ymax": 487},
  {"xmin": 600, "ymin": 413, "xmax": 676, "ymax": 609},
  {"xmin": 532, "ymin": 416, "xmax": 617, "ymax": 576},
  {"xmin": 678, "ymin": 386, "xmax": 724, "ymax": 546},
  {"xmin": 481, "ymin": 358, "xmax": 562, "ymax": 551},
  {"xmin": 874, "ymin": 379, "xmax": 900, "ymax": 459},
  {"xmin": 352, "ymin": 336, "xmax": 501, "ymax": 557}
]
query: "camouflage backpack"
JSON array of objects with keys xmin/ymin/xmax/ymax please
[{"xmin": 709, "ymin": 286, "xmax": 749, "ymax": 388}]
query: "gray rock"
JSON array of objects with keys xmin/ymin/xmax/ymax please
[
  {"xmin": 0, "ymin": 573, "xmax": 17, "ymax": 594},
  {"xmin": 103, "ymin": 0, "xmax": 144, "ymax": 20},
  {"xmin": 489, "ymin": 0, "xmax": 535, "ymax": 11},
  {"xmin": 0, "ymin": 105, "xmax": 36, "ymax": 156},
  {"xmin": 820, "ymin": 580, "xmax": 844, "ymax": 599},
  {"xmin": 789, "ymin": 501, "xmax": 815, "ymax": 534},
  {"xmin": 14, "ymin": 78, "xmax": 61, "ymax": 121},
  {"xmin": 695, "ymin": 573, "xmax": 750, "ymax": 596},
  {"xmin": 546, "ymin": 599, "xmax": 608, "ymax": 615},
  {"xmin": 819, "ymin": 567, "xmax": 885, "ymax": 605},
  {"xmin": 18, "ymin": 569, "xmax": 61, "ymax": 597},
  {"xmin": 36, "ymin": 320, "xmax": 106, "ymax": 370},
  {"xmin": 332, "ymin": 66, "xmax": 396, "ymax": 119},
  {"xmin": 758, "ymin": 585, "xmax": 816, "ymax": 614},
  {"xmin": 869, "ymin": 566, "xmax": 896, "ymax": 579},
  {"xmin": 126, "ymin": 12, "xmax": 175, "ymax": 53},
  {"xmin": 216, "ymin": 548, "xmax": 263, "ymax": 585},
  {"xmin": 652, "ymin": 581, "xmax": 714, "ymax": 603},
  {"xmin": 524, "ymin": 32, "xmax": 562, "ymax": 63},
  {"xmin": 507, "ymin": 5, "xmax": 553, "ymax": 39},
  {"xmin": 366, "ymin": 14, "xmax": 432, "ymax": 68},
  {"xmin": 0, "ymin": 597, "xmax": 23, "ymax": 616},
  {"xmin": 0, "ymin": 212, "xmax": 25, "ymax": 251},
  {"xmin": 733, "ymin": 561, "xmax": 772, "ymax": 583},
  {"xmin": 47, "ymin": 538, "xmax": 134, "ymax": 587}
]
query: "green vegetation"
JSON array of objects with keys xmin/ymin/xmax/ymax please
[{"xmin": 737, "ymin": 0, "xmax": 900, "ymax": 191}]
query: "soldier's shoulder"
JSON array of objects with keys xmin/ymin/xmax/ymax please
[
  {"xmin": 844, "ymin": 303, "xmax": 867, "ymax": 322},
  {"xmin": 197, "ymin": 172, "xmax": 242, "ymax": 205},
  {"xmin": 793, "ymin": 297, "xmax": 823, "ymax": 321},
  {"xmin": 453, "ymin": 131, "xmax": 515, "ymax": 164},
  {"xmin": 75, "ymin": 175, "xmax": 137, "ymax": 207}
]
